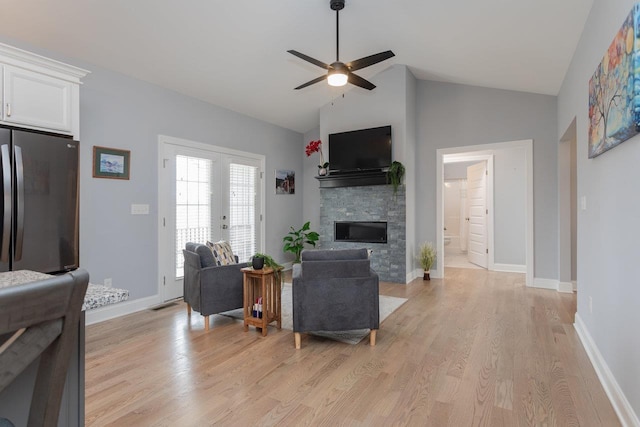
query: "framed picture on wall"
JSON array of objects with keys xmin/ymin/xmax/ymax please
[
  {"xmin": 93, "ymin": 146, "xmax": 130, "ymax": 180},
  {"xmin": 275, "ymin": 169, "xmax": 295, "ymax": 194}
]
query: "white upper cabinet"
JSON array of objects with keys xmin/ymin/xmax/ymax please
[
  {"xmin": 3, "ymin": 65, "xmax": 73, "ymax": 132},
  {"xmin": 0, "ymin": 43, "xmax": 89, "ymax": 139}
]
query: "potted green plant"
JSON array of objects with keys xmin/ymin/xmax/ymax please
[
  {"xmin": 417, "ymin": 242, "xmax": 436, "ymax": 280},
  {"xmin": 283, "ymin": 221, "xmax": 319, "ymax": 263},
  {"xmin": 250, "ymin": 253, "xmax": 283, "ymax": 282},
  {"xmin": 387, "ymin": 161, "xmax": 405, "ymax": 196}
]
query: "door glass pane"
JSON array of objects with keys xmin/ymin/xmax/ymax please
[
  {"xmin": 229, "ymin": 163, "xmax": 257, "ymax": 262},
  {"xmin": 175, "ymin": 155, "xmax": 212, "ymax": 277}
]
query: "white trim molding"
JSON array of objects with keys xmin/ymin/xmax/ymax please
[
  {"xmin": 531, "ymin": 278, "xmax": 576, "ymax": 293},
  {"xmin": 531, "ymin": 277, "xmax": 558, "ymax": 290},
  {"xmin": 86, "ymin": 294, "xmax": 162, "ymax": 326},
  {"xmin": 557, "ymin": 281, "xmax": 574, "ymax": 293},
  {"xmin": 493, "ymin": 263, "xmax": 527, "ymax": 273},
  {"xmin": 574, "ymin": 314, "xmax": 640, "ymax": 427}
]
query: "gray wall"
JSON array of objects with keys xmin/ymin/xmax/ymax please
[
  {"xmin": 404, "ymin": 67, "xmax": 418, "ymax": 275},
  {"xmin": 301, "ymin": 126, "xmax": 320, "ymax": 241},
  {"xmin": 444, "ymin": 161, "xmax": 479, "ymax": 180},
  {"xmin": 558, "ymin": 0, "xmax": 640, "ymax": 416},
  {"xmin": 0, "ymin": 36, "xmax": 302, "ymax": 302},
  {"xmin": 417, "ymin": 81, "xmax": 558, "ymax": 279},
  {"xmin": 493, "ymin": 146, "xmax": 527, "ymax": 265}
]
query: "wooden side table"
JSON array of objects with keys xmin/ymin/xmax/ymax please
[{"xmin": 241, "ymin": 267, "xmax": 282, "ymax": 336}]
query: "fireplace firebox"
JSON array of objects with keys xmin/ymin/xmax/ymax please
[{"xmin": 334, "ymin": 221, "xmax": 388, "ymax": 243}]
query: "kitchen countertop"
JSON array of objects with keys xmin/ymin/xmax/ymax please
[{"xmin": 0, "ymin": 270, "xmax": 129, "ymax": 310}]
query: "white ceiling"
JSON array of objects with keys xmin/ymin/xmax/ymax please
[{"xmin": 0, "ymin": 0, "xmax": 593, "ymax": 133}]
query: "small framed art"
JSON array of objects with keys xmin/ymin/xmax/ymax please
[
  {"xmin": 275, "ymin": 169, "xmax": 295, "ymax": 194},
  {"xmin": 93, "ymin": 146, "xmax": 130, "ymax": 180}
]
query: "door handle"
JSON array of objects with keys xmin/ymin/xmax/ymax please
[
  {"xmin": 14, "ymin": 145, "xmax": 24, "ymax": 261},
  {"xmin": 0, "ymin": 145, "xmax": 11, "ymax": 263},
  {"xmin": 221, "ymin": 224, "xmax": 228, "ymax": 230}
]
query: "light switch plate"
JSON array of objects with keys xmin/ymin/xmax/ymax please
[
  {"xmin": 580, "ymin": 196, "xmax": 587, "ymax": 211},
  {"xmin": 131, "ymin": 204, "xmax": 150, "ymax": 215}
]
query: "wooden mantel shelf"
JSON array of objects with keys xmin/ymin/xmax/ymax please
[{"xmin": 315, "ymin": 171, "xmax": 388, "ymax": 188}]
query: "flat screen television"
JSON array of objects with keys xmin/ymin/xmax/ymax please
[{"xmin": 328, "ymin": 125, "xmax": 392, "ymax": 173}]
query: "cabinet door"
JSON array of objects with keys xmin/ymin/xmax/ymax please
[{"xmin": 3, "ymin": 65, "xmax": 72, "ymax": 133}]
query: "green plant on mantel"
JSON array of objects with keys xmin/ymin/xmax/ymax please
[
  {"xmin": 387, "ymin": 161, "xmax": 406, "ymax": 195},
  {"xmin": 283, "ymin": 221, "xmax": 319, "ymax": 263},
  {"xmin": 251, "ymin": 252, "xmax": 283, "ymax": 282}
]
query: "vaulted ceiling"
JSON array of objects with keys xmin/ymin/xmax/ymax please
[{"xmin": 1, "ymin": 0, "xmax": 594, "ymax": 133}]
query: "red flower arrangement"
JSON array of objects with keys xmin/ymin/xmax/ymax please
[{"xmin": 305, "ymin": 139, "xmax": 329, "ymax": 169}]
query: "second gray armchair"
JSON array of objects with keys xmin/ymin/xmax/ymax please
[{"xmin": 292, "ymin": 248, "xmax": 379, "ymax": 349}]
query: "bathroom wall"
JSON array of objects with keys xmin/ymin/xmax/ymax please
[{"xmin": 444, "ymin": 180, "xmax": 463, "ymax": 238}]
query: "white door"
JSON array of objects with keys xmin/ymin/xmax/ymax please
[
  {"xmin": 466, "ymin": 161, "xmax": 488, "ymax": 268},
  {"xmin": 159, "ymin": 142, "xmax": 262, "ymax": 302}
]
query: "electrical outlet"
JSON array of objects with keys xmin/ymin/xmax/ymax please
[
  {"xmin": 104, "ymin": 278, "xmax": 112, "ymax": 288},
  {"xmin": 589, "ymin": 296, "xmax": 593, "ymax": 314}
]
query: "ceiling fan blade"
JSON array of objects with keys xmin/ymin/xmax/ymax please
[
  {"xmin": 347, "ymin": 50, "xmax": 395, "ymax": 72},
  {"xmin": 347, "ymin": 72, "xmax": 376, "ymax": 90},
  {"xmin": 294, "ymin": 75, "xmax": 328, "ymax": 90},
  {"xmin": 287, "ymin": 50, "xmax": 330, "ymax": 70}
]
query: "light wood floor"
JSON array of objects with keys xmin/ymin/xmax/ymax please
[{"xmin": 85, "ymin": 268, "xmax": 620, "ymax": 426}]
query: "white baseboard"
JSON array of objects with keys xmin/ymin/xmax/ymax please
[
  {"xmin": 574, "ymin": 314, "xmax": 640, "ymax": 427},
  {"xmin": 558, "ymin": 281, "xmax": 574, "ymax": 293},
  {"xmin": 531, "ymin": 277, "xmax": 558, "ymax": 290},
  {"xmin": 407, "ymin": 268, "xmax": 423, "ymax": 283},
  {"xmin": 532, "ymin": 277, "xmax": 576, "ymax": 294},
  {"xmin": 572, "ymin": 280, "xmax": 577, "ymax": 292},
  {"xmin": 86, "ymin": 294, "xmax": 162, "ymax": 325},
  {"xmin": 492, "ymin": 263, "xmax": 527, "ymax": 273}
]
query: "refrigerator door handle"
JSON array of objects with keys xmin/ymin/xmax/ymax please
[
  {"xmin": 14, "ymin": 145, "xmax": 24, "ymax": 261},
  {"xmin": 1, "ymin": 145, "xmax": 10, "ymax": 263}
]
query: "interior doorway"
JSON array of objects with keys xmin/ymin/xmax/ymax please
[
  {"xmin": 442, "ymin": 159, "xmax": 489, "ymax": 270},
  {"xmin": 435, "ymin": 140, "xmax": 534, "ymax": 285},
  {"xmin": 559, "ymin": 119, "xmax": 577, "ymax": 293}
]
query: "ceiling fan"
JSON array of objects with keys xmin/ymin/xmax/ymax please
[{"xmin": 288, "ymin": 0, "xmax": 395, "ymax": 90}]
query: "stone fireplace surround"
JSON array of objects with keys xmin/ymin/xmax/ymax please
[{"xmin": 318, "ymin": 184, "xmax": 406, "ymax": 283}]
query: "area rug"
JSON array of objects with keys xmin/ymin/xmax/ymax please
[{"xmin": 221, "ymin": 283, "xmax": 407, "ymax": 345}]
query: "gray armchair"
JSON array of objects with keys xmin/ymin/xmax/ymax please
[
  {"xmin": 182, "ymin": 243, "xmax": 246, "ymax": 331},
  {"xmin": 292, "ymin": 248, "xmax": 379, "ymax": 349}
]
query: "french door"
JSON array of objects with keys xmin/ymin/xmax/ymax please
[{"xmin": 159, "ymin": 137, "xmax": 263, "ymax": 302}]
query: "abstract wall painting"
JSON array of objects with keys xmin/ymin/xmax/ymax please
[{"xmin": 588, "ymin": 3, "xmax": 640, "ymax": 158}]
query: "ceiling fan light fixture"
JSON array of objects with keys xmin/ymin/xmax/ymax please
[
  {"xmin": 328, "ymin": 69, "xmax": 348, "ymax": 86},
  {"xmin": 288, "ymin": 0, "xmax": 394, "ymax": 91}
]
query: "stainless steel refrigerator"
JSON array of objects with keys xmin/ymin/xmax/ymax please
[{"xmin": 0, "ymin": 127, "xmax": 79, "ymax": 273}]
